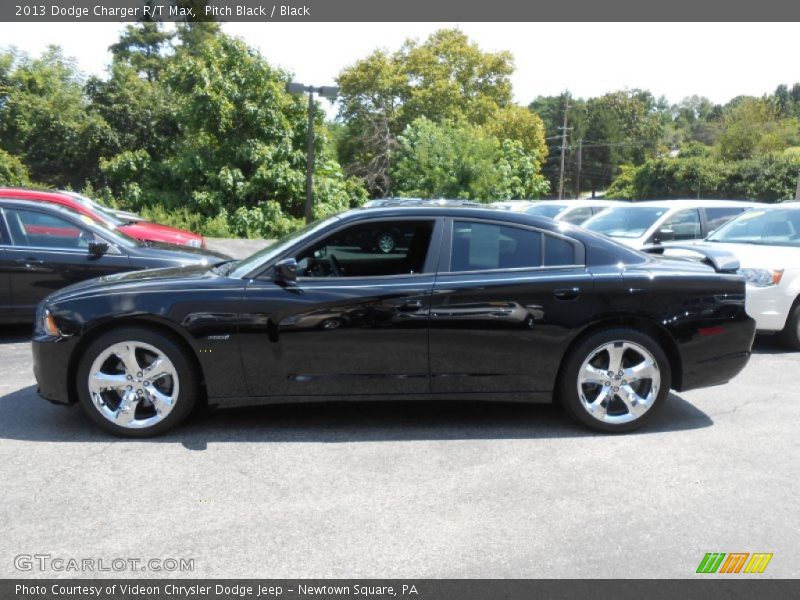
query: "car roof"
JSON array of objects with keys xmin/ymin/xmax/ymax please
[
  {"xmin": 0, "ymin": 186, "xmax": 83, "ymax": 206},
  {"xmin": 340, "ymin": 204, "xmax": 572, "ymax": 233},
  {"xmin": 527, "ymin": 199, "xmax": 627, "ymax": 207},
  {"xmin": 621, "ymin": 199, "xmax": 763, "ymax": 208},
  {"xmin": 0, "ymin": 196, "xmax": 88, "ymax": 217}
]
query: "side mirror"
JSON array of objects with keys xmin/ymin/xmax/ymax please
[
  {"xmin": 274, "ymin": 258, "xmax": 297, "ymax": 282},
  {"xmin": 88, "ymin": 241, "xmax": 109, "ymax": 257}
]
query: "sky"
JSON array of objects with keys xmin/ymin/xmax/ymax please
[{"xmin": 0, "ymin": 21, "xmax": 798, "ymax": 118}]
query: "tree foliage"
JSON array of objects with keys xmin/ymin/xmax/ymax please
[
  {"xmin": 392, "ymin": 118, "xmax": 549, "ymax": 200},
  {"xmin": 337, "ymin": 29, "xmax": 546, "ymax": 198}
]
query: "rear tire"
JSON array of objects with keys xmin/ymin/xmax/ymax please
[
  {"xmin": 779, "ymin": 302, "xmax": 800, "ymax": 350},
  {"xmin": 76, "ymin": 327, "xmax": 198, "ymax": 437},
  {"xmin": 559, "ymin": 327, "xmax": 671, "ymax": 433}
]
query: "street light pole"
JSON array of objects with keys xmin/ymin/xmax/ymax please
[
  {"xmin": 286, "ymin": 82, "xmax": 339, "ymax": 224},
  {"xmin": 305, "ymin": 90, "xmax": 315, "ymax": 224}
]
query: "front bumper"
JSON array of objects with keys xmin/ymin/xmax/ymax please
[
  {"xmin": 32, "ymin": 334, "xmax": 76, "ymax": 405},
  {"xmin": 745, "ymin": 284, "xmax": 794, "ymax": 332}
]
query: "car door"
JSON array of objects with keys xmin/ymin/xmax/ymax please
[
  {"xmin": 0, "ymin": 218, "xmax": 13, "ymax": 320},
  {"xmin": 238, "ymin": 217, "xmax": 443, "ymax": 398},
  {"xmin": 1, "ymin": 207, "xmax": 132, "ymax": 319},
  {"xmin": 428, "ymin": 218, "xmax": 593, "ymax": 396}
]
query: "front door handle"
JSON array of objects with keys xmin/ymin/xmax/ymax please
[
  {"xmin": 554, "ymin": 287, "xmax": 581, "ymax": 300},
  {"xmin": 16, "ymin": 257, "xmax": 45, "ymax": 266},
  {"xmin": 399, "ymin": 299, "xmax": 423, "ymax": 311}
]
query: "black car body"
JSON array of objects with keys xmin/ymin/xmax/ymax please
[
  {"xmin": 31, "ymin": 205, "xmax": 756, "ymax": 436},
  {"xmin": 0, "ymin": 199, "xmax": 229, "ymax": 321}
]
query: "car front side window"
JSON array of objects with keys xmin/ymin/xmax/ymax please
[
  {"xmin": 4, "ymin": 208, "xmax": 90, "ymax": 250},
  {"xmin": 294, "ymin": 220, "xmax": 435, "ymax": 278}
]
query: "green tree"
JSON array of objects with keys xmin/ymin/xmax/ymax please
[
  {"xmin": 582, "ymin": 90, "xmax": 664, "ymax": 195},
  {"xmin": 108, "ymin": 21, "xmax": 174, "ymax": 82},
  {"xmin": 0, "ymin": 148, "xmax": 30, "ymax": 185},
  {"xmin": 0, "ymin": 46, "xmax": 111, "ymax": 188},
  {"xmin": 392, "ymin": 118, "xmax": 548, "ymax": 201},
  {"xmin": 337, "ymin": 28, "xmax": 531, "ymax": 197}
]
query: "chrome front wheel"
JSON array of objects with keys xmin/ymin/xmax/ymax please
[
  {"xmin": 78, "ymin": 327, "xmax": 198, "ymax": 437},
  {"xmin": 88, "ymin": 341, "xmax": 180, "ymax": 429}
]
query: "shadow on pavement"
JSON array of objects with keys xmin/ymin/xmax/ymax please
[
  {"xmin": 0, "ymin": 324, "xmax": 33, "ymax": 344},
  {"xmin": 751, "ymin": 335, "xmax": 798, "ymax": 355},
  {"xmin": 0, "ymin": 384, "xmax": 712, "ymax": 449}
]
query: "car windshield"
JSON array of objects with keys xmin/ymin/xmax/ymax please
[
  {"xmin": 584, "ymin": 206, "xmax": 667, "ymax": 238},
  {"xmin": 523, "ymin": 204, "xmax": 565, "ymax": 219},
  {"xmin": 229, "ymin": 216, "xmax": 339, "ymax": 278},
  {"xmin": 707, "ymin": 207, "xmax": 800, "ymax": 247},
  {"xmin": 68, "ymin": 192, "xmax": 124, "ymax": 227}
]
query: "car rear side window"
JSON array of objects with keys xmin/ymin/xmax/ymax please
[
  {"xmin": 661, "ymin": 209, "xmax": 702, "ymax": 241},
  {"xmin": 705, "ymin": 207, "xmax": 744, "ymax": 233},
  {"xmin": 451, "ymin": 221, "xmax": 541, "ymax": 271},
  {"xmin": 544, "ymin": 234, "xmax": 577, "ymax": 266}
]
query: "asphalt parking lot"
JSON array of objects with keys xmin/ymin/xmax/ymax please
[{"xmin": 0, "ymin": 327, "xmax": 797, "ymax": 579}]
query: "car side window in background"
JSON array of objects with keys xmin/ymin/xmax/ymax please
[
  {"xmin": 705, "ymin": 207, "xmax": 744, "ymax": 233},
  {"xmin": 660, "ymin": 209, "xmax": 702, "ymax": 241},
  {"xmin": 295, "ymin": 220, "xmax": 434, "ymax": 278},
  {"xmin": 561, "ymin": 206, "xmax": 593, "ymax": 225},
  {"xmin": 451, "ymin": 221, "xmax": 541, "ymax": 271},
  {"xmin": 5, "ymin": 209, "xmax": 88, "ymax": 249},
  {"xmin": 544, "ymin": 234, "xmax": 578, "ymax": 266}
]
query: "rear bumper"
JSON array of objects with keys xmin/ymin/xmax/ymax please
[
  {"xmin": 32, "ymin": 334, "xmax": 75, "ymax": 405},
  {"xmin": 677, "ymin": 316, "xmax": 756, "ymax": 392}
]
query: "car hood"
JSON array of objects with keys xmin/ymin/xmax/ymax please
[
  {"xmin": 130, "ymin": 240, "xmax": 229, "ymax": 262},
  {"xmin": 119, "ymin": 221, "xmax": 203, "ymax": 245},
  {"xmin": 44, "ymin": 263, "xmax": 231, "ymax": 303}
]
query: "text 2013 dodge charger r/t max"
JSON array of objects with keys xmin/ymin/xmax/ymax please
[{"xmin": 32, "ymin": 204, "xmax": 756, "ymax": 437}]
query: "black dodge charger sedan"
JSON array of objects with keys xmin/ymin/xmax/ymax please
[
  {"xmin": 0, "ymin": 199, "xmax": 229, "ymax": 322},
  {"xmin": 32, "ymin": 204, "xmax": 756, "ymax": 436}
]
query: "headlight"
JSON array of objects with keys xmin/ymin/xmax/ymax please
[
  {"xmin": 738, "ymin": 268, "xmax": 784, "ymax": 287},
  {"xmin": 188, "ymin": 239, "xmax": 202, "ymax": 248},
  {"xmin": 37, "ymin": 307, "xmax": 61, "ymax": 337}
]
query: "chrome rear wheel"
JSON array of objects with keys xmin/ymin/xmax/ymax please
[{"xmin": 577, "ymin": 340, "xmax": 660, "ymax": 425}]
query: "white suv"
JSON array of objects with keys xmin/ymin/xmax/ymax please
[
  {"xmin": 689, "ymin": 203, "xmax": 800, "ymax": 349},
  {"xmin": 583, "ymin": 199, "xmax": 762, "ymax": 250}
]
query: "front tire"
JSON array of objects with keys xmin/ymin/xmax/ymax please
[
  {"xmin": 559, "ymin": 328, "xmax": 671, "ymax": 433},
  {"xmin": 779, "ymin": 301, "xmax": 800, "ymax": 350},
  {"xmin": 76, "ymin": 327, "xmax": 198, "ymax": 437}
]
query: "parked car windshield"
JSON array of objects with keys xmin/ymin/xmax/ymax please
[
  {"xmin": 66, "ymin": 192, "xmax": 124, "ymax": 228},
  {"xmin": 523, "ymin": 204, "xmax": 565, "ymax": 219},
  {"xmin": 707, "ymin": 207, "xmax": 800, "ymax": 247},
  {"xmin": 584, "ymin": 206, "xmax": 667, "ymax": 238}
]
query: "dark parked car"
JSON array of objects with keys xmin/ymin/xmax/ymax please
[
  {"xmin": 32, "ymin": 204, "xmax": 755, "ymax": 437},
  {"xmin": 0, "ymin": 199, "xmax": 229, "ymax": 321}
]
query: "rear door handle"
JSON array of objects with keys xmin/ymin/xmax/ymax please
[{"xmin": 554, "ymin": 287, "xmax": 581, "ymax": 300}]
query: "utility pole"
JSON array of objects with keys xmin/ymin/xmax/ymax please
[
  {"xmin": 557, "ymin": 94, "xmax": 571, "ymax": 200},
  {"xmin": 574, "ymin": 138, "xmax": 582, "ymax": 198},
  {"xmin": 795, "ymin": 171, "xmax": 800, "ymax": 200}
]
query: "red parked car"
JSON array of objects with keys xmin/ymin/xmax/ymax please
[{"xmin": 0, "ymin": 188, "xmax": 205, "ymax": 248}]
